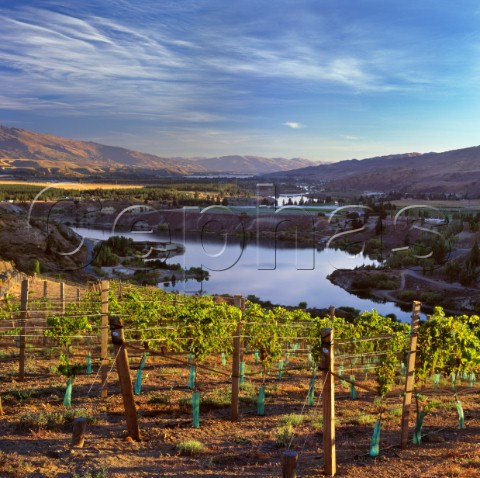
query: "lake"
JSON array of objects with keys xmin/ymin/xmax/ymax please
[{"xmin": 74, "ymin": 227, "xmax": 414, "ymax": 321}]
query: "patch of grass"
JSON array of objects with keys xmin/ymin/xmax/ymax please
[
  {"xmin": 310, "ymin": 414, "xmax": 323, "ymax": 431},
  {"xmin": 437, "ymin": 400, "xmax": 457, "ymax": 411},
  {"xmin": 239, "ymin": 382, "xmax": 255, "ymax": 393},
  {"xmin": 202, "ymin": 387, "xmax": 231, "ymax": 409},
  {"xmin": 147, "ymin": 392, "xmax": 171, "ymax": 405},
  {"xmin": 279, "ymin": 413, "xmax": 306, "ymax": 427},
  {"xmin": 240, "ymin": 382, "xmax": 259, "ymax": 405},
  {"xmin": 11, "ymin": 389, "xmax": 32, "ymax": 402},
  {"xmin": 177, "ymin": 440, "xmax": 205, "ymax": 456},
  {"xmin": 48, "ymin": 365, "xmax": 58, "ymax": 374},
  {"xmin": 344, "ymin": 412, "xmax": 377, "ymax": 426},
  {"xmin": 239, "ymin": 393, "xmax": 257, "ymax": 405},
  {"xmin": 275, "ymin": 424, "xmax": 294, "ymax": 448},
  {"xmin": 178, "ymin": 396, "xmax": 191, "ymax": 408},
  {"xmin": 5, "ymin": 385, "xmax": 64, "ymax": 402},
  {"xmin": 232, "ymin": 434, "xmax": 252, "ymax": 444},
  {"xmin": 18, "ymin": 408, "xmax": 93, "ymax": 430},
  {"xmin": 387, "ymin": 406, "xmax": 403, "ymax": 418}
]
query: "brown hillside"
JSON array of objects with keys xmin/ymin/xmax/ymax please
[
  {"xmin": 268, "ymin": 146, "xmax": 480, "ymax": 196},
  {"xmin": 0, "ymin": 125, "xmax": 314, "ymax": 177}
]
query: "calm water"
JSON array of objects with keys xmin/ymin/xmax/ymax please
[{"xmin": 74, "ymin": 227, "xmax": 413, "ymax": 321}]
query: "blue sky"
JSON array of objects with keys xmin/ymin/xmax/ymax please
[{"xmin": 1, "ymin": 0, "xmax": 480, "ymax": 162}]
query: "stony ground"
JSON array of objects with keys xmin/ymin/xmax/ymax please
[{"xmin": 0, "ymin": 342, "xmax": 479, "ymax": 478}]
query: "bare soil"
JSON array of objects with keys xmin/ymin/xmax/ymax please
[{"xmin": 0, "ymin": 344, "xmax": 479, "ymax": 478}]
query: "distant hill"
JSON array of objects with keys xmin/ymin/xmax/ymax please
[
  {"xmin": 191, "ymin": 155, "xmax": 312, "ymax": 174},
  {"xmin": 266, "ymin": 147, "xmax": 480, "ymax": 196},
  {"xmin": 0, "ymin": 126, "xmax": 313, "ymax": 177}
]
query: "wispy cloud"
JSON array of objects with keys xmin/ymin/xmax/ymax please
[
  {"xmin": 283, "ymin": 122, "xmax": 303, "ymax": 129},
  {"xmin": 0, "ymin": 2, "xmax": 429, "ymax": 122},
  {"xmin": 1, "ymin": 1, "xmax": 479, "ymax": 160}
]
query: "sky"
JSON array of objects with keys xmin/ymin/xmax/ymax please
[{"xmin": 1, "ymin": 0, "xmax": 480, "ymax": 162}]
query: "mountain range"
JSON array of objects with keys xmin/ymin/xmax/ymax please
[
  {"xmin": 266, "ymin": 146, "xmax": 480, "ymax": 196},
  {"xmin": 0, "ymin": 125, "xmax": 312, "ymax": 177},
  {"xmin": 1, "ymin": 125, "xmax": 480, "ymax": 195}
]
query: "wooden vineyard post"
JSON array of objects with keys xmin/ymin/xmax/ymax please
[
  {"xmin": 401, "ymin": 301, "xmax": 421, "ymax": 449},
  {"xmin": 71, "ymin": 417, "xmax": 88, "ymax": 448},
  {"xmin": 43, "ymin": 280, "xmax": 48, "ymax": 346},
  {"xmin": 60, "ymin": 282, "xmax": 65, "ymax": 315},
  {"xmin": 282, "ymin": 450, "xmax": 298, "ymax": 478},
  {"xmin": 109, "ymin": 316, "xmax": 140, "ymax": 441},
  {"xmin": 19, "ymin": 279, "xmax": 29, "ymax": 381},
  {"xmin": 76, "ymin": 288, "xmax": 81, "ymax": 307},
  {"xmin": 42, "ymin": 280, "xmax": 48, "ymax": 347},
  {"xmin": 321, "ymin": 328, "xmax": 336, "ymax": 477},
  {"xmin": 329, "ymin": 305, "xmax": 335, "ymax": 321},
  {"xmin": 100, "ymin": 280, "xmax": 109, "ymax": 398},
  {"xmin": 231, "ymin": 294, "xmax": 245, "ymax": 421}
]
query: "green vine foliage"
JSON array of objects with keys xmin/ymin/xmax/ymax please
[
  {"xmin": 308, "ymin": 315, "xmax": 336, "ymax": 365},
  {"xmin": 244, "ymin": 304, "xmax": 312, "ymax": 373},
  {"xmin": 172, "ymin": 296, "xmax": 239, "ymax": 362},
  {"xmin": 244, "ymin": 304, "xmax": 282, "ymax": 370},
  {"xmin": 110, "ymin": 287, "xmax": 239, "ymax": 363},
  {"xmin": 3, "ymin": 279, "xmax": 480, "ymax": 399},
  {"xmin": 416, "ymin": 307, "xmax": 480, "ymax": 384},
  {"xmin": 44, "ymin": 303, "xmax": 92, "ymax": 350},
  {"xmin": 0, "ymin": 294, "xmax": 21, "ymax": 317},
  {"xmin": 352, "ymin": 311, "xmax": 409, "ymax": 397},
  {"xmin": 0, "ymin": 294, "xmax": 21, "ymax": 337},
  {"xmin": 308, "ymin": 310, "xmax": 409, "ymax": 397},
  {"xmin": 57, "ymin": 352, "xmax": 84, "ymax": 378}
]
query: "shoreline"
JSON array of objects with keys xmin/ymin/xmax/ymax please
[{"xmin": 328, "ymin": 267, "xmax": 478, "ymax": 316}]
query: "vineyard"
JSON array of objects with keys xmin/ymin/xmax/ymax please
[{"xmin": 0, "ymin": 278, "xmax": 479, "ymax": 477}]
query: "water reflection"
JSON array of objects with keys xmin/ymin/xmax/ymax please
[{"xmin": 74, "ymin": 227, "xmax": 412, "ymax": 320}]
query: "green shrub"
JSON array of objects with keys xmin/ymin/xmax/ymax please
[
  {"xmin": 279, "ymin": 413, "xmax": 306, "ymax": 427},
  {"xmin": 345, "ymin": 412, "xmax": 377, "ymax": 426},
  {"xmin": 177, "ymin": 440, "xmax": 205, "ymax": 456},
  {"xmin": 387, "ymin": 406, "xmax": 403, "ymax": 418},
  {"xmin": 310, "ymin": 414, "xmax": 323, "ymax": 431},
  {"xmin": 18, "ymin": 408, "xmax": 92, "ymax": 430},
  {"xmin": 275, "ymin": 424, "xmax": 294, "ymax": 447}
]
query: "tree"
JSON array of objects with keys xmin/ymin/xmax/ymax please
[
  {"xmin": 92, "ymin": 244, "xmax": 120, "ymax": 267},
  {"xmin": 445, "ymin": 260, "xmax": 460, "ymax": 282},
  {"xmin": 468, "ymin": 240, "xmax": 480, "ymax": 267},
  {"xmin": 460, "ymin": 260, "xmax": 478, "ymax": 286}
]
